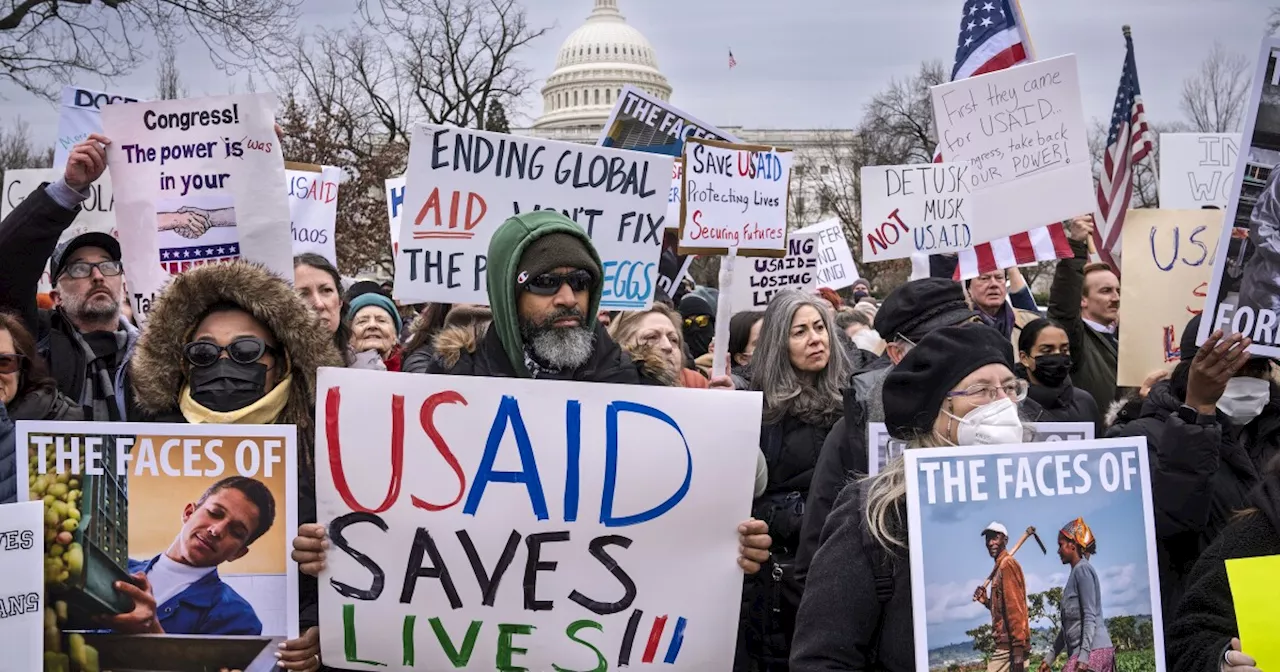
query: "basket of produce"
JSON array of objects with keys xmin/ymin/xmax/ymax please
[{"xmin": 29, "ymin": 432, "xmax": 134, "ymax": 618}]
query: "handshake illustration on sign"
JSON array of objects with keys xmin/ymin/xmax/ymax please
[{"xmin": 157, "ymin": 206, "xmax": 236, "ymax": 240}]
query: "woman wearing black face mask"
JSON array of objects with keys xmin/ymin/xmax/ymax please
[
  {"xmin": 130, "ymin": 261, "xmax": 343, "ymax": 671},
  {"xmin": 1017, "ymin": 318, "xmax": 1103, "ymax": 436}
]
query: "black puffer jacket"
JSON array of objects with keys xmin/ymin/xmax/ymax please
[
  {"xmin": 1, "ymin": 388, "xmax": 83, "ymax": 503},
  {"xmin": 1167, "ymin": 469, "xmax": 1280, "ymax": 672},
  {"xmin": 1020, "ymin": 373, "xmax": 1103, "ymax": 437},
  {"xmin": 1106, "ymin": 380, "xmax": 1278, "ymax": 625}
]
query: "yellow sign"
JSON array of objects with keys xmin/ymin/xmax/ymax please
[{"xmin": 1225, "ymin": 554, "xmax": 1280, "ymax": 671}]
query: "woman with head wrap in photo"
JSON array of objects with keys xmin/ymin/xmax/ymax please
[{"xmin": 1042, "ymin": 518, "xmax": 1115, "ymax": 672}]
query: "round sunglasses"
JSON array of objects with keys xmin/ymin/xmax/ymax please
[
  {"xmin": 0, "ymin": 353, "xmax": 26, "ymax": 375},
  {"xmin": 183, "ymin": 337, "xmax": 280, "ymax": 368}
]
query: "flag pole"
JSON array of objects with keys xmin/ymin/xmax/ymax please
[
  {"xmin": 1009, "ymin": 0, "xmax": 1038, "ymax": 60},
  {"xmin": 1124, "ymin": 24, "xmax": 1160, "ymax": 198}
]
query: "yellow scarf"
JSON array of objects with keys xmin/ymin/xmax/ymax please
[{"xmin": 179, "ymin": 374, "xmax": 293, "ymax": 425}]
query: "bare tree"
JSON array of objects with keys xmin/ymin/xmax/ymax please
[
  {"xmin": 155, "ymin": 44, "xmax": 187, "ymax": 100},
  {"xmin": 0, "ymin": 0, "xmax": 300, "ymax": 101},
  {"xmin": 1180, "ymin": 42, "xmax": 1251, "ymax": 133},
  {"xmin": 1269, "ymin": 6, "xmax": 1280, "ymax": 34},
  {"xmin": 1086, "ymin": 118, "xmax": 1188, "ymax": 211},
  {"xmin": 0, "ymin": 119, "xmax": 54, "ymax": 185}
]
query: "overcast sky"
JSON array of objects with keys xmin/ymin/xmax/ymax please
[{"xmin": 1, "ymin": 0, "xmax": 1273, "ymax": 147}]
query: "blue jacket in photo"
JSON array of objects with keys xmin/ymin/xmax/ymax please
[{"xmin": 127, "ymin": 555, "xmax": 262, "ymax": 636}]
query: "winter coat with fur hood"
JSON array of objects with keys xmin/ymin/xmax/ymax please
[{"xmin": 129, "ymin": 261, "xmax": 344, "ymax": 636}]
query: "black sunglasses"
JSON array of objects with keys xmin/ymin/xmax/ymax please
[
  {"xmin": 61, "ymin": 260, "xmax": 124, "ymax": 279},
  {"xmin": 183, "ymin": 337, "xmax": 280, "ymax": 368},
  {"xmin": 523, "ymin": 270, "xmax": 593, "ymax": 296},
  {"xmin": 0, "ymin": 353, "xmax": 26, "ymax": 375}
]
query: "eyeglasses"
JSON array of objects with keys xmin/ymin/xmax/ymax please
[
  {"xmin": 0, "ymin": 353, "xmax": 26, "ymax": 375},
  {"xmin": 61, "ymin": 260, "xmax": 124, "ymax": 279},
  {"xmin": 683, "ymin": 315, "xmax": 711, "ymax": 329},
  {"xmin": 183, "ymin": 337, "xmax": 280, "ymax": 368},
  {"xmin": 894, "ymin": 335, "xmax": 917, "ymax": 354},
  {"xmin": 524, "ymin": 270, "xmax": 593, "ymax": 296},
  {"xmin": 947, "ymin": 379, "xmax": 1030, "ymax": 403}
]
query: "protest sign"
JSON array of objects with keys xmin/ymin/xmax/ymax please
[
  {"xmin": 17, "ymin": 420, "xmax": 299, "ymax": 667},
  {"xmin": 1118, "ymin": 210, "xmax": 1221, "ymax": 385},
  {"xmin": 656, "ymin": 228, "xmax": 695, "ymax": 299},
  {"xmin": 55, "ymin": 86, "xmax": 143, "ymax": 169},
  {"xmin": 102, "ymin": 94, "xmax": 293, "ymax": 320},
  {"xmin": 859, "ymin": 163, "xmax": 973, "ymax": 261},
  {"xmin": 1225, "ymin": 555, "xmax": 1280, "ymax": 672},
  {"xmin": 678, "ymin": 137, "xmax": 793, "ymax": 257},
  {"xmin": 1159, "ymin": 133, "xmax": 1241, "ymax": 209},
  {"xmin": 867, "ymin": 422, "xmax": 1094, "ymax": 476},
  {"xmin": 287, "ymin": 163, "xmax": 341, "ymax": 264},
  {"xmin": 387, "ymin": 176, "xmax": 406, "ymax": 256},
  {"xmin": 393, "ymin": 125, "xmax": 674, "ymax": 310},
  {"xmin": 0, "ymin": 501, "xmax": 43, "ymax": 672},
  {"xmin": 1, "ymin": 168, "xmax": 117, "ymax": 292},
  {"xmin": 931, "ymin": 55, "xmax": 1094, "ymax": 246},
  {"xmin": 1199, "ymin": 38, "xmax": 1280, "ymax": 357},
  {"xmin": 599, "ymin": 86, "xmax": 739, "ymax": 236},
  {"xmin": 314, "ymin": 367, "xmax": 761, "ymax": 671},
  {"xmin": 729, "ymin": 231, "xmax": 818, "ymax": 311},
  {"xmin": 905, "ymin": 438, "xmax": 1163, "ymax": 672},
  {"xmin": 794, "ymin": 219, "xmax": 858, "ymax": 289}
]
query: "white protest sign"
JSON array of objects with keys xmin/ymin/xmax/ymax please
[
  {"xmin": 867, "ymin": 421, "xmax": 1095, "ymax": 475},
  {"xmin": 393, "ymin": 125, "xmax": 674, "ymax": 310},
  {"xmin": 730, "ymin": 231, "xmax": 818, "ymax": 311},
  {"xmin": 859, "ymin": 163, "xmax": 973, "ymax": 261},
  {"xmin": 1, "ymin": 168, "xmax": 117, "ymax": 292},
  {"xmin": 102, "ymin": 93, "xmax": 293, "ymax": 319},
  {"xmin": 287, "ymin": 165, "xmax": 342, "ymax": 264},
  {"xmin": 0, "ymin": 501, "xmax": 42, "ymax": 672},
  {"xmin": 679, "ymin": 137, "xmax": 793, "ymax": 257},
  {"xmin": 1159, "ymin": 133, "xmax": 1241, "ymax": 209},
  {"xmin": 314, "ymin": 367, "xmax": 761, "ymax": 671},
  {"xmin": 55, "ymin": 86, "xmax": 144, "ymax": 169},
  {"xmin": 386, "ymin": 176, "xmax": 405, "ymax": 256},
  {"xmin": 931, "ymin": 55, "xmax": 1094, "ymax": 245},
  {"xmin": 794, "ymin": 219, "xmax": 857, "ymax": 289}
]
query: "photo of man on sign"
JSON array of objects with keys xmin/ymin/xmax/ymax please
[{"xmin": 108, "ymin": 476, "xmax": 275, "ymax": 636}]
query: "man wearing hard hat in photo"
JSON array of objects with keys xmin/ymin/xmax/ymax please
[{"xmin": 973, "ymin": 522, "xmax": 1031, "ymax": 672}]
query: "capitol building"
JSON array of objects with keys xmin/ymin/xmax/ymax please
[{"xmin": 513, "ymin": 0, "xmax": 855, "ymax": 228}]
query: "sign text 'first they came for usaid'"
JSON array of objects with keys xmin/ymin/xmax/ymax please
[{"xmin": 392, "ymin": 125, "xmax": 674, "ymax": 311}]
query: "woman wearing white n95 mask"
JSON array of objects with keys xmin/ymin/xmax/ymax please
[{"xmin": 791, "ymin": 322, "xmax": 1030, "ymax": 671}]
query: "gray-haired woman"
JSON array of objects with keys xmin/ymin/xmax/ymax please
[
  {"xmin": 791, "ymin": 323, "xmax": 1025, "ymax": 671},
  {"xmin": 738, "ymin": 290, "xmax": 851, "ymax": 671}
]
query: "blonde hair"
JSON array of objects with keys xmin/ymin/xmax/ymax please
[
  {"xmin": 863, "ymin": 432, "xmax": 947, "ymax": 551},
  {"xmin": 608, "ymin": 304, "xmax": 685, "ymax": 353}
]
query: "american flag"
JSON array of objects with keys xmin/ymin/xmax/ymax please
[
  {"xmin": 1094, "ymin": 26, "xmax": 1153, "ymax": 271},
  {"xmin": 940, "ymin": 0, "xmax": 1074, "ymax": 280},
  {"xmin": 728, "ymin": 50, "xmax": 737, "ymax": 69}
]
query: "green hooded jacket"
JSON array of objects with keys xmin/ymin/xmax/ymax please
[{"xmin": 487, "ymin": 210, "xmax": 604, "ymax": 378}]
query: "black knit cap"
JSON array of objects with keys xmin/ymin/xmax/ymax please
[
  {"xmin": 516, "ymin": 232, "xmax": 601, "ymax": 288},
  {"xmin": 883, "ymin": 323, "xmax": 1016, "ymax": 440},
  {"xmin": 874, "ymin": 278, "xmax": 978, "ymax": 342}
]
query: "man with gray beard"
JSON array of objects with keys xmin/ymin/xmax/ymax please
[
  {"xmin": 426, "ymin": 210, "xmax": 661, "ymax": 384},
  {"xmin": 0, "ymin": 134, "xmax": 139, "ymax": 420}
]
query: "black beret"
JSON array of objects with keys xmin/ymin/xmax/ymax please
[
  {"xmin": 883, "ymin": 323, "xmax": 1016, "ymax": 440},
  {"xmin": 874, "ymin": 278, "xmax": 978, "ymax": 342}
]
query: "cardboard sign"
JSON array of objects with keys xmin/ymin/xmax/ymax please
[
  {"xmin": 794, "ymin": 219, "xmax": 858, "ymax": 289},
  {"xmin": 314, "ymin": 368, "xmax": 762, "ymax": 671},
  {"xmin": 1, "ymin": 168, "xmax": 117, "ymax": 292},
  {"xmin": 102, "ymin": 94, "xmax": 292, "ymax": 321},
  {"xmin": 0, "ymin": 501, "xmax": 43, "ymax": 672},
  {"xmin": 867, "ymin": 421, "xmax": 1094, "ymax": 476},
  {"xmin": 287, "ymin": 165, "xmax": 342, "ymax": 264},
  {"xmin": 729, "ymin": 232, "xmax": 818, "ymax": 311},
  {"xmin": 678, "ymin": 137, "xmax": 793, "ymax": 257},
  {"xmin": 1159, "ymin": 133, "xmax": 1242, "ymax": 209},
  {"xmin": 393, "ymin": 125, "xmax": 674, "ymax": 311},
  {"xmin": 55, "ymin": 86, "xmax": 144, "ymax": 169},
  {"xmin": 904, "ymin": 438, "xmax": 1164, "ymax": 672},
  {"xmin": 598, "ymin": 86, "xmax": 739, "ymax": 234},
  {"xmin": 16, "ymin": 420, "xmax": 300, "ymax": 654},
  {"xmin": 859, "ymin": 163, "xmax": 973, "ymax": 261},
  {"xmin": 1118, "ymin": 210, "xmax": 1221, "ymax": 386},
  {"xmin": 1199, "ymin": 38, "xmax": 1280, "ymax": 357},
  {"xmin": 386, "ymin": 176, "xmax": 405, "ymax": 256},
  {"xmin": 931, "ymin": 55, "xmax": 1094, "ymax": 246}
]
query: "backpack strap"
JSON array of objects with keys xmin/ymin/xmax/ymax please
[{"xmin": 856, "ymin": 485, "xmax": 896, "ymax": 669}]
